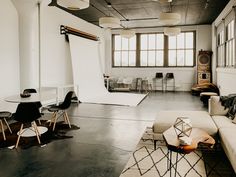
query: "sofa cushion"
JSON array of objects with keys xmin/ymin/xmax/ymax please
[
  {"xmin": 153, "ymin": 111, "xmax": 218, "ymax": 136},
  {"xmin": 211, "ymin": 115, "xmax": 235, "ymax": 129},
  {"xmin": 208, "ymin": 96, "xmax": 228, "ymax": 116},
  {"xmin": 219, "ymin": 128, "xmax": 236, "ymax": 172}
]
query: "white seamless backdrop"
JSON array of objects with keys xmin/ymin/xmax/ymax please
[{"xmin": 69, "ymin": 35, "xmax": 146, "ymax": 106}]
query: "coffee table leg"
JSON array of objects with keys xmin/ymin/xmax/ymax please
[
  {"xmin": 170, "ymin": 150, "xmax": 172, "ymax": 177},
  {"xmin": 174, "ymin": 152, "xmax": 178, "ymax": 177}
]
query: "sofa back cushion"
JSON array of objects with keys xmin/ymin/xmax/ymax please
[{"xmin": 209, "ymin": 96, "xmax": 228, "ymax": 116}]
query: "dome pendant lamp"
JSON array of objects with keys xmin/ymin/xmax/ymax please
[
  {"xmin": 159, "ymin": 12, "xmax": 181, "ymax": 25},
  {"xmin": 57, "ymin": 0, "xmax": 90, "ymax": 10},
  {"xmin": 120, "ymin": 29, "xmax": 135, "ymax": 39},
  {"xmin": 164, "ymin": 27, "xmax": 181, "ymax": 36},
  {"xmin": 99, "ymin": 16, "xmax": 120, "ymax": 28}
]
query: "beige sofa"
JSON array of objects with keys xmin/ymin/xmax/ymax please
[
  {"xmin": 152, "ymin": 96, "xmax": 236, "ymax": 173},
  {"xmin": 208, "ymin": 96, "xmax": 236, "ymax": 173}
]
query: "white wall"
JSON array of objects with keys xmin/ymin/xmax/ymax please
[
  {"xmin": 105, "ymin": 25, "xmax": 212, "ymax": 91},
  {"xmin": 0, "ymin": 0, "xmax": 20, "ymax": 98},
  {"xmin": 40, "ymin": 0, "xmax": 105, "ymax": 87},
  {"xmin": 212, "ymin": 0, "xmax": 236, "ymax": 95}
]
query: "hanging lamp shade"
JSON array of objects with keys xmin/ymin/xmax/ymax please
[
  {"xmin": 121, "ymin": 29, "xmax": 135, "ymax": 39},
  {"xmin": 99, "ymin": 17, "xmax": 120, "ymax": 28},
  {"xmin": 159, "ymin": 12, "xmax": 181, "ymax": 25},
  {"xmin": 164, "ymin": 27, "xmax": 181, "ymax": 36},
  {"xmin": 152, "ymin": 0, "xmax": 172, "ymax": 2},
  {"xmin": 57, "ymin": 0, "xmax": 90, "ymax": 10}
]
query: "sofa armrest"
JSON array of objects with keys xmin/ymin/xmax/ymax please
[{"xmin": 208, "ymin": 96, "xmax": 228, "ymax": 116}]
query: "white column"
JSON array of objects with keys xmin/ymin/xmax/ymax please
[{"xmin": 11, "ymin": 0, "xmax": 41, "ymax": 91}]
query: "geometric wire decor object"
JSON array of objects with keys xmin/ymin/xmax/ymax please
[
  {"xmin": 99, "ymin": 16, "xmax": 121, "ymax": 28},
  {"xmin": 120, "ymin": 29, "xmax": 135, "ymax": 39},
  {"xmin": 174, "ymin": 117, "xmax": 192, "ymax": 137},
  {"xmin": 164, "ymin": 27, "xmax": 181, "ymax": 36},
  {"xmin": 57, "ymin": 0, "xmax": 90, "ymax": 10},
  {"xmin": 159, "ymin": 12, "xmax": 181, "ymax": 25}
]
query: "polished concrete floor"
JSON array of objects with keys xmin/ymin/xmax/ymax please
[{"xmin": 0, "ymin": 92, "xmax": 206, "ymax": 177}]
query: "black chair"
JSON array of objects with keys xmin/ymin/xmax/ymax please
[
  {"xmin": 14, "ymin": 103, "xmax": 42, "ymax": 148},
  {"xmin": 47, "ymin": 91, "xmax": 74, "ymax": 131},
  {"xmin": 155, "ymin": 72, "xmax": 164, "ymax": 92},
  {"xmin": 0, "ymin": 111, "xmax": 12, "ymax": 141},
  {"xmin": 165, "ymin": 73, "xmax": 175, "ymax": 91},
  {"xmin": 23, "ymin": 88, "xmax": 42, "ymax": 109}
]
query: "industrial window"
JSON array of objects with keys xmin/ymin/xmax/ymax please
[
  {"xmin": 216, "ymin": 9, "xmax": 235, "ymax": 68},
  {"xmin": 168, "ymin": 32, "xmax": 194, "ymax": 66},
  {"xmin": 112, "ymin": 31, "xmax": 195, "ymax": 67},
  {"xmin": 226, "ymin": 20, "xmax": 235, "ymax": 67},
  {"xmin": 140, "ymin": 34, "xmax": 164, "ymax": 66},
  {"xmin": 113, "ymin": 35, "xmax": 136, "ymax": 67}
]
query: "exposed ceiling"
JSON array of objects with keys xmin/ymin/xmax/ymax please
[{"xmin": 49, "ymin": 0, "xmax": 230, "ymax": 29}]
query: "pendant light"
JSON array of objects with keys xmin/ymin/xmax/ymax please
[
  {"xmin": 57, "ymin": 0, "xmax": 90, "ymax": 10},
  {"xmin": 120, "ymin": 29, "xmax": 135, "ymax": 39},
  {"xmin": 159, "ymin": 12, "xmax": 181, "ymax": 25},
  {"xmin": 99, "ymin": 16, "xmax": 120, "ymax": 28},
  {"xmin": 164, "ymin": 27, "xmax": 181, "ymax": 36}
]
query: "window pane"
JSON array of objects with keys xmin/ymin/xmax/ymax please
[
  {"xmin": 186, "ymin": 32, "xmax": 193, "ymax": 48},
  {"xmin": 122, "ymin": 38, "xmax": 128, "ymax": 50},
  {"xmin": 141, "ymin": 51, "xmax": 147, "ymax": 66},
  {"xmin": 121, "ymin": 52, "xmax": 128, "ymax": 66},
  {"xmin": 148, "ymin": 34, "xmax": 156, "ymax": 50},
  {"xmin": 129, "ymin": 51, "xmax": 136, "ymax": 66},
  {"xmin": 156, "ymin": 34, "xmax": 164, "ymax": 49},
  {"xmin": 115, "ymin": 35, "xmax": 121, "ymax": 50},
  {"xmin": 129, "ymin": 36, "xmax": 136, "ymax": 50},
  {"xmin": 148, "ymin": 51, "xmax": 155, "ymax": 66},
  {"xmin": 141, "ymin": 34, "xmax": 148, "ymax": 50},
  {"xmin": 168, "ymin": 50, "xmax": 176, "ymax": 66},
  {"xmin": 114, "ymin": 51, "xmax": 121, "ymax": 66},
  {"xmin": 177, "ymin": 33, "xmax": 184, "ymax": 49},
  {"xmin": 185, "ymin": 50, "xmax": 194, "ymax": 66},
  {"xmin": 156, "ymin": 51, "xmax": 164, "ymax": 66},
  {"xmin": 169, "ymin": 36, "xmax": 176, "ymax": 49},
  {"xmin": 177, "ymin": 50, "xmax": 184, "ymax": 66}
]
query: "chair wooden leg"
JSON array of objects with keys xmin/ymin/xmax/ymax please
[
  {"xmin": 49, "ymin": 112, "xmax": 56, "ymax": 126},
  {"xmin": 38, "ymin": 119, "xmax": 41, "ymax": 125},
  {"xmin": 63, "ymin": 112, "xmax": 68, "ymax": 123},
  {"xmin": 32, "ymin": 121, "xmax": 40, "ymax": 137},
  {"xmin": 3, "ymin": 118, "xmax": 12, "ymax": 134},
  {"xmin": 52, "ymin": 113, "xmax": 58, "ymax": 131},
  {"xmin": 32, "ymin": 121, "xmax": 41, "ymax": 144},
  {"xmin": 15, "ymin": 124, "xmax": 24, "ymax": 148},
  {"xmin": 65, "ymin": 112, "xmax": 71, "ymax": 128},
  {"xmin": 0, "ymin": 120, "xmax": 6, "ymax": 141}
]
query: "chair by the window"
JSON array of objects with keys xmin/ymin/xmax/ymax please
[
  {"xmin": 136, "ymin": 78, "xmax": 142, "ymax": 92},
  {"xmin": 14, "ymin": 103, "xmax": 42, "ymax": 148},
  {"xmin": 165, "ymin": 73, "xmax": 175, "ymax": 91},
  {"xmin": 142, "ymin": 77, "xmax": 153, "ymax": 92},
  {"xmin": 0, "ymin": 111, "xmax": 12, "ymax": 141},
  {"xmin": 155, "ymin": 72, "xmax": 164, "ymax": 92},
  {"xmin": 47, "ymin": 91, "xmax": 74, "ymax": 131}
]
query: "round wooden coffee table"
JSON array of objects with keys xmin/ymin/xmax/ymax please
[{"xmin": 163, "ymin": 126, "xmax": 215, "ymax": 177}]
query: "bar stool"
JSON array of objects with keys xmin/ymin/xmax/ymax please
[
  {"xmin": 165, "ymin": 73, "xmax": 175, "ymax": 91},
  {"xmin": 155, "ymin": 72, "xmax": 164, "ymax": 92},
  {"xmin": 136, "ymin": 78, "xmax": 142, "ymax": 92},
  {"xmin": 0, "ymin": 111, "xmax": 12, "ymax": 141},
  {"xmin": 142, "ymin": 77, "xmax": 153, "ymax": 92}
]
